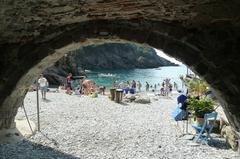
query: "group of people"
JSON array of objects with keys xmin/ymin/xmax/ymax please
[
  {"xmin": 36, "ymin": 73, "xmax": 100, "ymax": 99},
  {"xmin": 36, "ymin": 72, "xmax": 179, "ymax": 99},
  {"xmin": 65, "ymin": 73, "xmax": 108, "ymax": 96},
  {"xmin": 112, "ymin": 78, "xmax": 178, "ymax": 96},
  {"xmin": 64, "ymin": 73, "xmax": 98, "ymax": 96},
  {"xmin": 113, "ymin": 80, "xmax": 141, "ymax": 94}
]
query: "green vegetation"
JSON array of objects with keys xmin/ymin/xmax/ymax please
[
  {"xmin": 180, "ymin": 75, "xmax": 208, "ymax": 96},
  {"xmin": 180, "ymin": 75, "xmax": 214, "ymax": 118},
  {"xmin": 186, "ymin": 78, "xmax": 208, "ymax": 96},
  {"xmin": 188, "ymin": 97, "xmax": 214, "ymax": 118}
]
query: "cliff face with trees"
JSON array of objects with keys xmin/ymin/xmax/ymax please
[{"xmin": 44, "ymin": 43, "xmax": 177, "ymax": 84}]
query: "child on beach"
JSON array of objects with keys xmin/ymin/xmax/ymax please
[{"xmin": 99, "ymin": 86, "xmax": 106, "ymax": 95}]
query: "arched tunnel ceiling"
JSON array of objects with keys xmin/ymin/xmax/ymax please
[
  {"xmin": 0, "ymin": 0, "xmax": 240, "ymax": 131},
  {"xmin": 1, "ymin": 0, "xmax": 240, "ymax": 44}
]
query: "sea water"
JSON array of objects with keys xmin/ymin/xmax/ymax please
[{"xmin": 86, "ymin": 65, "xmax": 192, "ymax": 89}]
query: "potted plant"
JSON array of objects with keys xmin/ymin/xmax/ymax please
[{"xmin": 188, "ymin": 97, "xmax": 214, "ymax": 125}]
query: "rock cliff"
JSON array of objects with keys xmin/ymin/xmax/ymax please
[{"xmin": 44, "ymin": 43, "xmax": 177, "ymax": 84}]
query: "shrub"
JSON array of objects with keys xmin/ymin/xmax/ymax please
[{"xmin": 188, "ymin": 98, "xmax": 214, "ymax": 118}]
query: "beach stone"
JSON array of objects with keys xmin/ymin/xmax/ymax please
[
  {"xmin": 134, "ymin": 97, "xmax": 151, "ymax": 104},
  {"xmin": 221, "ymin": 125, "xmax": 240, "ymax": 150},
  {"xmin": 4, "ymin": 92, "xmax": 235, "ymax": 158},
  {"xmin": 124, "ymin": 94, "xmax": 136, "ymax": 102}
]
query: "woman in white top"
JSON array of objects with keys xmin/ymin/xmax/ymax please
[{"xmin": 38, "ymin": 74, "xmax": 48, "ymax": 99}]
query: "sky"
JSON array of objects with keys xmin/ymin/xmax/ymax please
[{"xmin": 154, "ymin": 48, "xmax": 183, "ymax": 65}]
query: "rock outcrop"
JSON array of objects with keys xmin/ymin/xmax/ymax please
[
  {"xmin": 44, "ymin": 43, "xmax": 176, "ymax": 85},
  {"xmin": 134, "ymin": 97, "xmax": 151, "ymax": 104}
]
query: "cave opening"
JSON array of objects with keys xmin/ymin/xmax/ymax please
[
  {"xmin": 9, "ymin": 41, "xmax": 237, "ymax": 158},
  {"xmin": 0, "ymin": 17, "xmax": 240, "ymax": 157}
]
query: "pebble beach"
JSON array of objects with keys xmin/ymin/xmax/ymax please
[{"xmin": 0, "ymin": 91, "xmax": 239, "ymax": 159}]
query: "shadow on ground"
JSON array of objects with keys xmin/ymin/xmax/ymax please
[
  {"xmin": 208, "ymin": 137, "xmax": 231, "ymax": 150},
  {"xmin": 0, "ymin": 139, "xmax": 81, "ymax": 159},
  {"xmin": 119, "ymin": 102, "xmax": 129, "ymax": 106},
  {"xmin": 42, "ymin": 99, "xmax": 52, "ymax": 103}
]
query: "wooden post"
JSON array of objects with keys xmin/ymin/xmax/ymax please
[{"xmin": 36, "ymin": 83, "xmax": 40, "ymax": 131}]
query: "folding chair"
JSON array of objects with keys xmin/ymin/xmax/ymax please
[{"xmin": 192, "ymin": 112, "xmax": 218, "ymax": 144}]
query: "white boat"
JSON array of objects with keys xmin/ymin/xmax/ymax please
[
  {"xmin": 85, "ymin": 70, "xmax": 92, "ymax": 73},
  {"xmin": 98, "ymin": 73, "xmax": 116, "ymax": 77}
]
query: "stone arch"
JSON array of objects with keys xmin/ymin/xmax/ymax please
[{"xmin": 0, "ymin": 19, "xmax": 240, "ymax": 133}]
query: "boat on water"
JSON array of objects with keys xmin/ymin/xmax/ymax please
[
  {"xmin": 85, "ymin": 69, "xmax": 92, "ymax": 73},
  {"xmin": 98, "ymin": 73, "xmax": 117, "ymax": 77}
]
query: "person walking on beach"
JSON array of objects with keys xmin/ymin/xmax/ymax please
[{"xmin": 38, "ymin": 74, "xmax": 48, "ymax": 99}]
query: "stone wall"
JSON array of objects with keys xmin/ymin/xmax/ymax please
[{"xmin": 0, "ymin": 0, "xmax": 240, "ymax": 133}]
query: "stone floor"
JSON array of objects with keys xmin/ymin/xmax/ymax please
[{"xmin": 0, "ymin": 92, "xmax": 239, "ymax": 159}]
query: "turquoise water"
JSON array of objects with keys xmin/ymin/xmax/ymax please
[{"xmin": 87, "ymin": 65, "xmax": 192, "ymax": 89}]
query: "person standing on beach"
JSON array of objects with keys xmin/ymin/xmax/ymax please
[
  {"xmin": 174, "ymin": 82, "xmax": 178, "ymax": 90},
  {"xmin": 164, "ymin": 78, "xmax": 171, "ymax": 96},
  {"xmin": 137, "ymin": 81, "xmax": 142, "ymax": 92},
  {"xmin": 145, "ymin": 82, "xmax": 149, "ymax": 92},
  {"xmin": 99, "ymin": 85, "xmax": 106, "ymax": 95},
  {"xmin": 113, "ymin": 80, "xmax": 119, "ymax": 89},
  {"xmin": 131, "ymin": 80, "xmax": 137, "ymax": 94},
  {"xmin": 79, "ymin": 78, "xmax": 84, "ymax": 94},
  {"xmin": 66, "ymin": 73, "xmax": 73, "ymax": 90},
  {"xmin": 38, "ymin": 74, "xmax": 48, "ymax": 99},
  {"xmin": 132, "ymin": 80, "xmax": 136, "ymax": 89},
  {"xmin": 125, "ymin": 81, "xmax": 130, "ymax": 94}
]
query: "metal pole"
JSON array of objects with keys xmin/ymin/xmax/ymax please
[
  {"xmin": 22, "ymin": 102, "xmax": 34, "ymax": 133},
  {"xmin": 186, "ymin": 110, "xmax": 189, "ymax": 134},
  {"xmin": 36, "ymin": 83, "xmax": 40, "ymax": 131}
]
